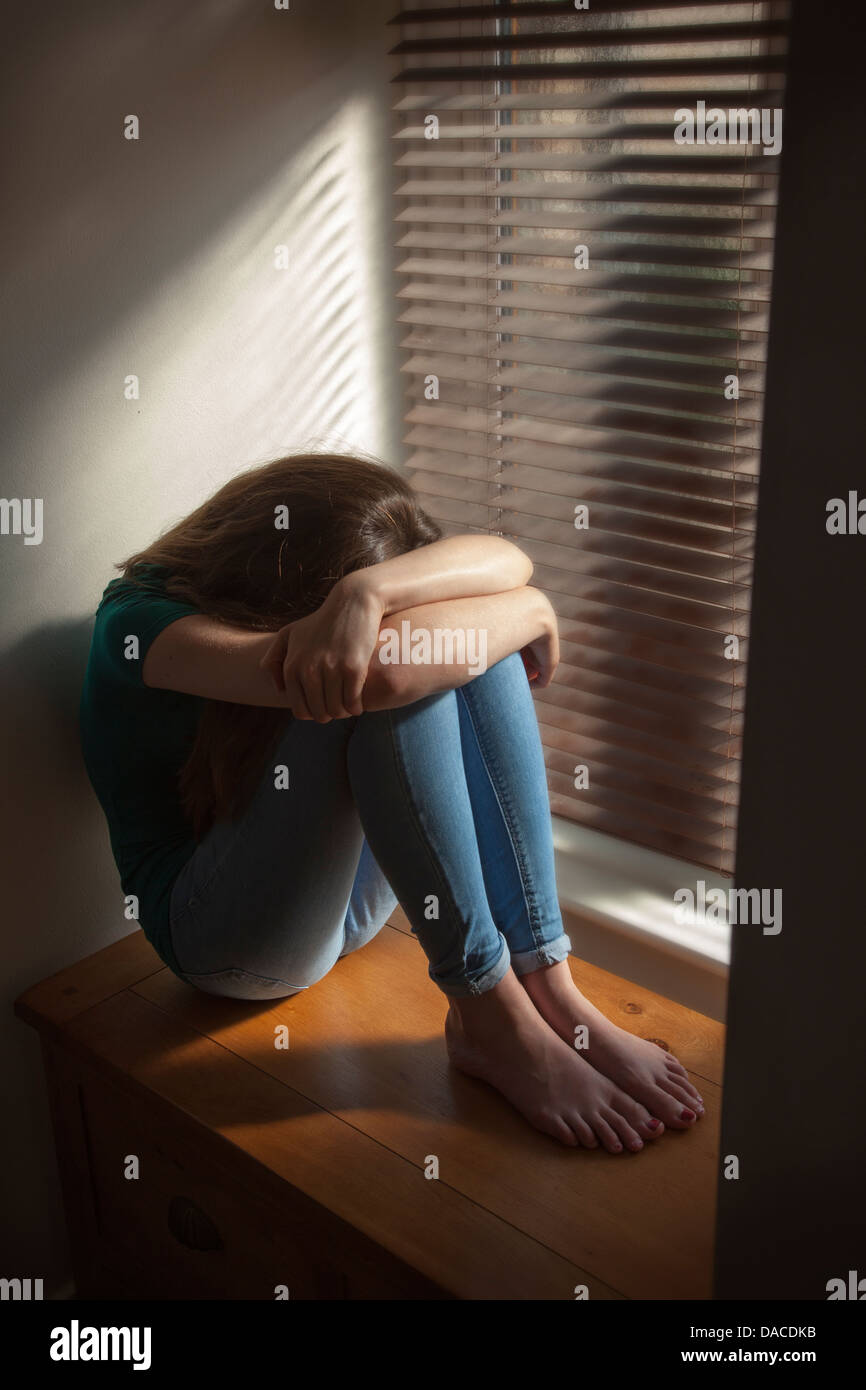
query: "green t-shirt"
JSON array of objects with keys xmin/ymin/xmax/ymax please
[{"xmin": 79, "ymin": 563, "xmax": 204, "ymax": 974}]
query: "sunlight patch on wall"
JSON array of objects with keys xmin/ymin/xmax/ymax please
[{"xmin": 6, "ymin": 97, "xmax": 390, "ymax": 628}]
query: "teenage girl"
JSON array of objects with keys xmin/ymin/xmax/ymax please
[{"xmin": 80, "ymin": 453, "xmax": 703, "ymax": 1151}]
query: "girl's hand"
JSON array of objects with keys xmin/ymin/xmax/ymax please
[
  {"xmin": 259, "ymin": 575, "xmax": 384, "ymax": 722},
  {"xmin": 520, "ymin": 599, "xmax": 559, "ymax": 689}
]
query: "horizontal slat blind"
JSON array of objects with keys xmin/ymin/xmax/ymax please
[{"xmin": 391, "ymin": 0, "xmax": 789, "ymax": 872}]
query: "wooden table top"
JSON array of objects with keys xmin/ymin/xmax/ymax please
[{"xmin": 16, "ymin": 909, "xmax": 723, "ymax": 1301}]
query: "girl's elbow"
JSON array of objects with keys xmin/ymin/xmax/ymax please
[{"xmin": 506, "ymin": 540, "xmax": 533, "ymax": 585}]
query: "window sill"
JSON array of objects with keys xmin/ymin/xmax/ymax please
[{"xmin": 552, "ymin": 816, "xmax": 731, "ymax": 1022}]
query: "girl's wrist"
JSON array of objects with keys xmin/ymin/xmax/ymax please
[{"xmin": 335, "ymin": 569, "xmax": 386, "ymax": 622}]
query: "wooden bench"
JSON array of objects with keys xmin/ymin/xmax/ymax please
[{"xmin": 15, "ymin": 910, "xmax": 724, "ymax": 1300}]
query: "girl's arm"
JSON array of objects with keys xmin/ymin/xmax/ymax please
[
  {"xmin": 360, "ymin": 587, "xmax": 558, "ymax": 714},
  {"xmin": 347, "ymin": 534, "xmax": 533, "ymax": 614},
  {"xmin": 142, "ymin": 586, "xmax": 558, "ymax": 717},
  {"xmin": 260, "ymin": 548, "xmax": 544, "ymax": 720},
  {"xmin": 145, "ymin": 535, "xmax": 534, "ymax": 717}
]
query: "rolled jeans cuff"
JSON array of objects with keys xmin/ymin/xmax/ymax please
[
  {"xmin": 508, "ymin": 931, "xmax": 573, "ymax": 978},
  {"xmin": 431, "ymin": 932, "xmax": 512, "ymax": 999}
]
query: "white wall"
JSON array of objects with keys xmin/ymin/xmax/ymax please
[{"xmin": 0, "ymin": 0, "xmax": 401, "ymax": 1293}]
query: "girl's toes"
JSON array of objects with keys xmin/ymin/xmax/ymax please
[
  {"xmin": 659, "ymin": 1066, "xmax": 704, "ymax": 1112},
  {"xmin": 664, "ymin": 1053, "xmax": 689, "ymax": 1078},
  {"xmin": 593, "ymin": 1115, "xmax": 626, "ymax": 1154},
  {"xmin": 603, "ymin": 1108, "xmax": 645, "ymax": 1154},
  {"xmin": 543, "ymin": 1112, "xmax": 580, "ymax": 1146},
  {"xmin": 649, "ymin": 1089, "xmax": 696, "ymax": 1128},
  {"xmin": 682, "ymin": 1079, "xmax": 705, "ymax": 1108},
  {"xmin": 625, "ymin": 1098, "xmax": 664, "ymax": 1140},
  {"xmin": 568, "ymin": 1115, "xmax": 599, "ymax": 1149},
  {"xmin": 660, "ymin": 1078, "xmax": 702, "ymax": 1112},
  {"xmin": 639, "ymin": 1113, "xmax": 665, "ymax": 1139}
]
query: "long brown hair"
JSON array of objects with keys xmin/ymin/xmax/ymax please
[{"xmin": 119, "ymin": 452, "xmax": 442, "ymax": 838}]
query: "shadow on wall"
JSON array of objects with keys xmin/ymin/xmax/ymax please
[
  {"xmin": 1, "ymin": 616, "xmax": 106, "ymax": 1289},
  {"xmin": 1, "ymin": 0, "xmax": 400, "ymax": 1292}
]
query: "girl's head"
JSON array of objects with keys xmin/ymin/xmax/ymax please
[
  {"xmin": 122, "ymin": 452, "xmax": 442, "ymax": 628},
  {"xmin": 120, "ymin": 452, "xmax": 442, "ymax": 836}
]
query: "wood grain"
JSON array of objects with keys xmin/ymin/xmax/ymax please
[
  {"xmin": 19, "ymin": 916, "xmax": 723, "ymax": 1299},
  {"xmin": 134, "ymin": 925, "xmax": 720, "ymax": 1299},
  {"xmin": 59, "ymin": 987, "xmax": 613, "ymax": 1301}
]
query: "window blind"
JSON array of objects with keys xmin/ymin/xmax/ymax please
[{"xmin": 389, "ymin": 0, "xmax": 789, "ymax": 874}]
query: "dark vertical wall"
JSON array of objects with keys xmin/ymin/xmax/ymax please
[{"xmin": 715, "ymin": 0, "xmax": 866, "ymax": 1299}]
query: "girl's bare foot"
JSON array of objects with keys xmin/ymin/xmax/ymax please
[
  {"xmin": 520, "ymin": 960, "xmax": 705, "ymax": 1130},
  {"xmin": 444, "ymin": 966, "xmax": 665, "ymax": 1152}
]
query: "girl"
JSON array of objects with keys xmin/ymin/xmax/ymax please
[{"xmin": 80, "ymin": 453, "xmax": 703, "ymax": 1152}]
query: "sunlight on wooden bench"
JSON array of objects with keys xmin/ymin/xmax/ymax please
[{"xmin": 15, "ymin": 908, "xmax": 723, "ymax": 1300}]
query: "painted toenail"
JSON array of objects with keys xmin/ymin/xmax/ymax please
[
  {"xmin": 647, "ymin": 1117, "xmax": 660, "ymax": 1129},
  {"xmin": 681, "ymin": 1108, "xmax": 695, "ymax": 1120}
]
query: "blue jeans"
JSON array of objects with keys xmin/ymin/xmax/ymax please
[{"xmin": 168, "ymin": 651, "xmax": 571, "ymax": 1000}]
